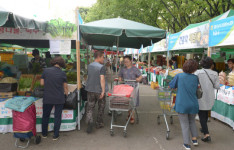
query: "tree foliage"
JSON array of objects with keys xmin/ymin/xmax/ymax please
[{"xmin": 82, "ymin": 0, "xmax": 234, "ymax": 33}]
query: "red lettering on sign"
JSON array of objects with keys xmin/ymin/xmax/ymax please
[
  {"xmin": 0, "ymin": 27, "xmax": 4, "ymax": 34},
  {"xmin": 14, "ymin": 28, "xmax": 20, "ymax": 34},
  {"xmin": 26, "ymin": 29, "xmax": 32, "ymax": 34},
  {"xmin": 33, "ymin": 29, "xmax": 39, "ymax": 34},
  {"xmin": 5, "ymin": 28, "xmax": 12, "ymax": 33}
]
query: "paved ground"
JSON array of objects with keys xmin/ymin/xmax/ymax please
[{"xmin": 0, "ymin": 83, "xmax": 234, "ymax": 150}]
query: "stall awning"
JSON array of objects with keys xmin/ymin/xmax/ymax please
[
  {"xmin": 0, "ymin": 9, "xmax": 47, "ymax": 32},
  {"xmin": 80, "ymin": 18, "xmax": 166, "ymax": 49}
]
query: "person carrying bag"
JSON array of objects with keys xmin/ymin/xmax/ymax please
[{"xmin": 195, "ymin": 57, "xmax": 220, "ymax": 142}]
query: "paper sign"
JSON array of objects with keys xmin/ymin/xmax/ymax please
[{"xmin": 49, "ymin": 40, "xmax": 71, "ymax": 54}]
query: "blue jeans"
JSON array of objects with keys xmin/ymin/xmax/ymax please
[{"xmin": 42, "ymin": 104, "xmax": 64, "ymax": 137}]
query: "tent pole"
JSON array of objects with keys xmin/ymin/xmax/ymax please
[
  {"xmin": 116, "ymin": 37, "xmax": 119, "ymax": 75},
  {"xmin": 75, "ymin": 8, "xmax": 81, "ymax": 131}
]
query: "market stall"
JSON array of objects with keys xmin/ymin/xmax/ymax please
[
  {"xmin": 0, "ymin": 10, "xmax": 87, "ymax": 133},
  {"xmin": 0, "ymin": 98, "xmax": 86, "ymax": 133},
  {"xmin": 208, "ymin": 15, "xmax": 234, "ymax": 129}
]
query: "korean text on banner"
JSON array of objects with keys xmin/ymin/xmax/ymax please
[{"xmin": 209, "ymin": 16, "xmax": 234, "ymax": 47}]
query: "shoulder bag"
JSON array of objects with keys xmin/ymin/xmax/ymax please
[{"xmin": 203, "ymin": 69, "xmax": 215, "ymax": 88}]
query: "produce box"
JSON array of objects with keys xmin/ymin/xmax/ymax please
[
  {"xmin": 17, "ymin": 74, "xmax": 34, "ymax": 95},
  {"xmin": 0, "ymin": 92, "xmax": 16, "ymax": 98},
  {"xmin": 0, "ymin": 83, "xmax": 18, "ymax": 92},
  {"xmin": 0, "ymin": 52, "xmax": 14, "ymax": 64},
  {"xmin": 0, "ymin": 77, "xmax": 18, "ymax": 92}
]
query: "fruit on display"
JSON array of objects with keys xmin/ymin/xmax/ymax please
[
  {"xmin": 219, "ymin": 71, "xmax": 227, "ymax": 85},
  {"xmin": 169, "ymin": 69, "xmax": 183, "ymax": 77},
  {"xmin": 228, "ymin": 72, "xmax": 234, "ymax": 86}
]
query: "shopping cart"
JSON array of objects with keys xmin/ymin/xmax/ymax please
[
  {"xmin": 157, "ymin": 87, "xmax": 177, "ymax": 140},
  {"xmin": 108, "ymin": 80, "xmax": 139, "ymax": 137},
  {"xmin": 13, "ymin": 103, "xmax": 41, "ymax": 148}
]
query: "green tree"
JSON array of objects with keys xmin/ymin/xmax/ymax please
[{"xmin": 83, "ymin": 0, "xmax": 234, "ymax": 33}]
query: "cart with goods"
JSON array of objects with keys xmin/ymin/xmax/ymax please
[
  {"xmin": 108, "ymin": 80, "xmax": 139, "ymax": 137},
  {"xmin": 157, "ymin": 87, "xmax": 177, "ymax": 140},
  {"xmin": 5, "ymin": 96, "xmax": 41, "ymax": 148}
]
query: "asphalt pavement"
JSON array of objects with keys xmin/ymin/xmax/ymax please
[{"xmin": 0, "ymin": 83, "xmax": 234, "ymax": 150}]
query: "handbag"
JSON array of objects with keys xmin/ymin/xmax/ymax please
[
  {"xmin": 32, "ymin": 87, "xmax": 44, "ymax": 98},
  {"xmin": 64, "ymin": 89, "xmax": 78, "ymax": 110},
  {"xmin": 196, "ymin": 84, "xmax": 203, "ymax": 99}
]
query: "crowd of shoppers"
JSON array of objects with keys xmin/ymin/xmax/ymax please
[{"xmin": 38, "ymin": 53, "xmax": 223, "ymax": 150}]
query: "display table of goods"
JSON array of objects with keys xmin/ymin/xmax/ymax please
[
  {"xmin": 0, "ymin": 97, "xmax": 86, "ymax": 133},
  {"xmin": 148, "ymin": 68, "xmax": 183, "ymax": 88},
  {"xmin": 211, "ymin": 84, "xmax": 234, "ymax": 130}
]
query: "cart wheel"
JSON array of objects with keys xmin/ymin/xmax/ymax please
[
  {"xmin": 20, "ymin": 138, "xmax": 26, "ymax": 142},
  {"xmin": 166, "ymin": 132, "xmax": 170, "ymax": 140},
  {"xmin": 110, "ymin": 130, "xmax": 114, "ymax": 136},
  {"xmin": 170, "ymin": 116, "xmax": 173, "ymax": 124},
  {"xmin": 157, "ymin": 116, "xmax": 160, "ymax": 125},
  {"xmin": 123, "ymin": 130, "xmax": 127, "ymax": 137},
  {"xmin": 34, "ymin": 136, "xmax": 41, "ymax": 144}
]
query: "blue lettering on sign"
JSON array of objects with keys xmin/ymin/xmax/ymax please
[{"xmin": 179, "ymin": 35, "xmax": 188, "ymax": 45}]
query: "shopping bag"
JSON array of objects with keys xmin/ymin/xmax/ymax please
[
  {"xmin": 111, "ymin": 85, "xmax": 134, "ymax": 97},
  {"xmin": 32, "ymin": 87, "xmax": 44, "ymax": 98},
  {"xmin": 64, "ymin": 89, "xmax": 77, "ymax": 110}
]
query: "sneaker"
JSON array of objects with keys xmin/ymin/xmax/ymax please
[
  {"xmin": 192, "ymin": 140, "xmax": 198, "ymax": 146},
  {"xmin": 183, "ymin": 144, "xmax": 191, "ymax": 150},
  {"xmin": 41, "ymin": 135, "xmax": 47, "ymax": 139},
  {"xmin": 86, "ymin": 122, "xmax": 93, "ymax": 134},
  {"xmin": 52, "ymin": 135, "xmax": 59, "ymax": 141}
]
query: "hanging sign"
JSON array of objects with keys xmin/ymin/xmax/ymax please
[
  {"xmin": 168, "ymin": 23, "xmax": 209, "ymax": 50},
  {"xmin": 209, "ymin": 16, "xmax": 234, "ymax": 47},
  {"xmin": 50, "ymin": 40, "xmax": 71, "ymax": 54}
]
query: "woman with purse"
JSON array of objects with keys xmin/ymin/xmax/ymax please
[
  {"xmin": 195, "ymin": 57, "xmax": 220, "ymax": 142},
  {"xmin": 40, "ymin": 56, "xmax": 68, "ymax": 140},
  {"xmin": 169, "ymin": 59, "xmax": 199, "ymax": 150}
]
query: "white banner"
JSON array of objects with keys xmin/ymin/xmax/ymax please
[
  {"xmin": 217, "ymin": 85, "xmax": 234, "ymax": 105},
  {"xmin": 0, "ymin": 27, "xmax": 76, "ymax": 40},
  {"xmin": 152, "ymin": 39, "xmax": 167, "ymax": 52},
  {"xmin": 168, "ymin": 23, "xmax": 209, "ymax": 50}
]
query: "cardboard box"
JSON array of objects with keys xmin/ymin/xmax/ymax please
[{"xmin": 0, "ymin": 92, "xmax": 16, "ymax": 98}]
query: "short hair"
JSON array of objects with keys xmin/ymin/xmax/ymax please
[
  {"xmin": 183, "ymin": 59, "xmax": 198, "ymax": 73},
  {"xmin": 45, "ymin": 52, "xmax": 51, "ymax": 58},
  {"xmin": 32, "ymin": 49, "xmax": 39, "ymax": 56},
  {"xmin": 200, "ymin": 57, "xmax": 214, "ymax": 69},
  {"xmin": 169, "ymin": 60, "xmax": 173, "ymax": 66},
  {"xmin": 172, "ymin": 57, "xmax": 177, "ymax": 61},
  {"xmin": 94, "ymin": 51, "xmax": 104, "ymax": 59},
  {"xmin": 124, "ymin": 56, "xmax": 132, "ymax": 61},
  {"xmin": 228, "ymin": 59, "xmax": 234, "ymax": 63},
  {"xmin": 51, "ymin": 56, "xmax": 65, "ymax": 68}
]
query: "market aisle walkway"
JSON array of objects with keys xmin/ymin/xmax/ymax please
[{"xmin": 0, "ymin": 84, "xmax": 234, "ymax": 150}]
